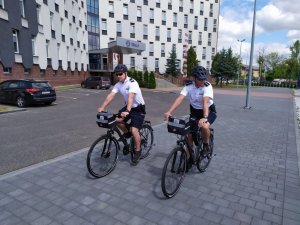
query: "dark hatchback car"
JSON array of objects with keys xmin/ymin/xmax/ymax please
[
  {"xmin": 81, "ymin": 76, "xmax": 111, "ymax": 89},
  {"xmin": 0, "ymin": 79, "xmax": 56, "ymax": 107}
]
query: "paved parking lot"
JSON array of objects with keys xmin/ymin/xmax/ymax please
[{"xmin": 0, "ymin": 87, "xmax": 299, "ymax": 225}]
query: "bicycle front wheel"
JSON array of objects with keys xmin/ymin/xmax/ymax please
[
  {"xmin": 161, "ymin": 147, "xmax": 187, "ymax": 198},
  {"xmin": 139, "ymin": 124, "xmax": 154, "ymax": 159},
  {"xmin": 197, "ymin": 131, "xmax": 214, "ymax": 173},
  {"xmin": 86, "ymin": 135, "xmax": 119, "ymax": 178}
]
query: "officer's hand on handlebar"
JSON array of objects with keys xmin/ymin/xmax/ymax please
[
  {"xmin": 121, "ymin": 111, "xmax": 129, "ymax": 118},
  {"xmin": 164, "ymin": 112, "xmax": 172, "ymax": 121}
]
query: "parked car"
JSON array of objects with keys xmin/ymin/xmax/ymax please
[
  {"xmin": 0, "ymin": 79, "xmax": 56, "ymax": 107},
  {"xmin": 81, "ymin": 76, "xmax": 111, "ymax": 89}
]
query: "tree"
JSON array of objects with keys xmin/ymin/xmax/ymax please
[
  {"xmin": 148, "ymin": 71, "xmax": 156, "ymax": 89},
  {"xmin": 143, "ymin": 70, "xmax": 149, "ymax": 88},
  {"xmin": 256, "ymin": 48, "xmax": 266, "ymax": 82},
  {"xmin": 187, "ymin": 46, "xmax": 198, "ymax": 77},
  {"xmin": 165, "ymin": 45, "xmax": 180, "ymax": 78},
  {"xmin": 290, "ymin": 40, "xmax": 300, "ymax": 59},
  {"xmin": 211, "ymin": 48, "xmax": 239, "ymax": 86}
]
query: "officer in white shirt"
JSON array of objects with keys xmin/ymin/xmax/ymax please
[
  {"xmin": 164, "ymin": 65, "xmax": 217, "ymax": 166},
  {"xmin": 98, "ymin": 64, "xmax": 146, "ymax": 164}
]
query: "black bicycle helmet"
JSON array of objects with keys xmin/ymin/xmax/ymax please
[
  {"xmin": 192, "ymin": 65, "xmax": 207, "ymax": 80},
  {"xmin": 114, "ymin": 64, "xmax": 128, "ymax": 73}
]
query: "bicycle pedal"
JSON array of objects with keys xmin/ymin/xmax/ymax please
[{"xmin": 123, "ymin": 146, "xmax": 129, "ymax": 155}]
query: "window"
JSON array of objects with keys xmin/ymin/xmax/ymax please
[
  {"xmin": 123, "ymin": 4, "xmax": 128, "ymax": 20},
  {"xmin": 184, "ymin": 15, "xmax": 188, "ymax": 28},
  {"xmin": 179, "ymin": 0, "xmax": 183, "ymax": 12},
  {"xmin": 202, "ymin": 47, "xmax": 206, "ymax": 60},
  {"xmin": 20, "ymin": 0, "xmax": 25, "ymax": 17},
  {"xmin": 65, "ymin": 10, "xmax": 68, "ymax": 18},
  {"xmin": 50, "ymin": 12, "xmax": 54, "ymax": 29},
  {"xmin": 210, "ymin": 4, "xmax": 213, "ymax": 17},
  {"xmin": 109, "ymin": 1, "xmax": 114, "ymax": 17},
  {"xmin": 0, "ymin": 0, "xmax": 4, "ymax": 9},
  {"xmin": 137, "ymin": 6, "xmax": 142, "ymax": 21},
  {"xmin": 36, "ymin": 4, "xmax": 41, "ymax": 23},
  {"xmin": 194, "ymin": 16, "xmax": 198, "ymax": 29},
  {"xmin": 208, "ymin": 33, "xmax": 212, "ymax": 46},
  {"xmin": 116, "ymin": 21, "xmax": 121, "ymax": 37},
  {"xmin": 200, "ymin": 2, "xmax": 204, "ymax": 15},
  {"xmin": 143, "ymin": 24, "xmax": 148, "ymax": 40},
  {"xmin": 198, "ymin": 32, "xmax": 202, "ymax": 45},
  {"xmin": 168, "ymin": 0, "xmax": 172, "ymax": 10},
  {"xmin": 173, "ymin": 13, "xmax": 177, "ymax": 27},
  {"xmin": 46, "ymin": 40, "xmax": 50, "ymax": 58},
  {"xmin": 189, "ymin": 31, "xmax": 192, "ymax": 44},
  {"xmin": 204, "ymin": 18, "xmax": 208, "ymax": 31},
  {"xmin": 57, "ymin": 43, "xmax": 61, "ymax": 60},
  {"xmin": 156, "ymin": 0, "xmax": 160, "ymax": 8},
  {"xmin": 101, "ymin": 19, "xmax": 107, "ymax": 35},
  {"xmin": 178, "ymin": 29, "xmax": 182, "ymax": 43},
  {"xmin": 149, "ymin": 42, "xmax": 154, "ymax": 56},
  {"xmin": 12, "ymin": 30, "xmax": 19, "ymax": 53},
  {"xmin": 167, "ymin": 28, "xmax": 171, "ymax": 42},
  {"xmin": 213, "ymin": 19, "xmax": 217, "ymax": 32},
  {"xmin": 161, "ymin": 43, "xmax": 165, "ymax": 57},
  {"xmin": 162, "ymin": 11, "xmax": 166, "ymax": 25},
  {"xmin": 130, "ymin": 23, "xmax": 135, "ymax": 38},
  {"xmin": 143, "ymin": 0, "xmax": 148, "ymax": 6},
  {"xmin": 155, "ymin": 26, "xmax": 160, "ymax": 41},
  {"xmin": 55, "ymin": 3, "xmax": 59, "ymax": 12},
  {"xmin": 206, "ymin": 61, "xmax": 210, "ymax": 70},
  {"xmin": 155, "ymin": 58, "xmax": 159, "ymax": 72},
  {"xmin": 190, "ymin": 0, "xmax": 194, "ymax": 13},
  {"xmin": 32, "ymin": 35, "xmax": 36, "ymax": 56},
  {"xmin": 43, "ymin": 0, "xmax": 47, "ymax": 5},
  {"xmin": 142, "ymin": 58, "xmax": 148, "ymax": 70},
  {"xmin": 149, "ymin": 8, "xmax": 154, "ymax": 23},
  {"xmin": 130, "ymin": 57, "xmax": 135, "ymax": 68}
]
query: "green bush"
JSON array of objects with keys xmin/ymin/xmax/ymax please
[
  {"xmin": 143, "ymin": 70, "xmax": 149, "ymax": 88},
  {"xmin": 148, "ymin": 71, "xmax": 156, "ymax": 89}
]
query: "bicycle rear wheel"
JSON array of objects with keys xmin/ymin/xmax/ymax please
[
  {"xmin": 161, "ymin": 147, "xmax": 187, "ymax": 198},
  {"xmin": 139, "ymin": 124, "xmax": 154, "ymax": 159},
  {"xmin": 86, "ymin": 135, "xmax": 119, "ymax": 178},
  {"xmin": 197, "ymin": 131, "xmax": 214, "ymax": 173}
]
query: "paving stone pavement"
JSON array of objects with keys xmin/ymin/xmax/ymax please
[{"xmin": 1, "ymin": 87, "xmax": 300, "ymax": 225}]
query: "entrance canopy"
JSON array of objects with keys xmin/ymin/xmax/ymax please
[{"xmin": 89, "ymin": 37, "xmax": 145, "ymax": 55}]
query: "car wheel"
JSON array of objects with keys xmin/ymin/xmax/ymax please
[
  {"xmin": 96, "ymin": 85, "xmax": 100, "ymax": 89},
  {"xmin": 81, "ymin": 84, "xmax": 86, "ymax": 88},
  {"xmin": 16, "ymin": 96, "xmax": 26, "ymax": 108}
]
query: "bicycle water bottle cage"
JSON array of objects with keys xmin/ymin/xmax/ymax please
[
  {"xmin": 167, "ymin": 117, "xmax": 190, "ymax": 135},
  {"xmin": 96, "ymin": 112, "xmax": 116, "ymax": 128}
]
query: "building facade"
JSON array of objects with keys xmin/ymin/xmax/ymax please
[
  {"xmin": 89, "ymin": 0, "xmax": 220, "ymax": 75},
  {"xmin": 0, "ymin": 0, "xmax": 89, "ymax": 86}
]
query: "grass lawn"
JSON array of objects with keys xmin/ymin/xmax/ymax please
[{"xmin": 0, "ymin": 105, "xmax": 16, "ymax": 112}]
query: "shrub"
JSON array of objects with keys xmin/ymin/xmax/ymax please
[{"xmin": 148, "ymin": 71, "xmax": 156, "ymax": 89}]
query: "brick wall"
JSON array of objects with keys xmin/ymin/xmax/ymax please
[{"xmin": 0, "ymin": 63, "xmax": 89, "ymax": 87}]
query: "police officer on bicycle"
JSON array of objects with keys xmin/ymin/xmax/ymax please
[
  {"xmin": 164, "ymin": 65, "xmax": 217, "ymax": 166},
  {"xmin": 98, "ymin": 64, "xmax": 146, "ymax": 164}
]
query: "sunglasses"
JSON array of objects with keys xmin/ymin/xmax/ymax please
[{"xmin": 116, "ymin": 73, "xmax": 123, "ymax": 76}]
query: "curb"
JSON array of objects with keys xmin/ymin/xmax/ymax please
[{"xmin": 0, "ymin": 107, "xmax": 26, "ymax": 115}]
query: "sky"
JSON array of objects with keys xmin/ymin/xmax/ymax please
[{"xmin": 218, "ymin": 0, "xmax": 300, "ymax": 66}]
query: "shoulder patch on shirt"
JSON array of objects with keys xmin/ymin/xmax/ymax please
[
  {"xmin": 185, "ymin": 80, "xmax": 193, "ymax": 86},
  {"xmin": 204, "ymin": 81, "xmax": 211, "ymax": 87},
  {"xmin": 129, "ymin": 78, "xmax": 135, "ymax": 83}
]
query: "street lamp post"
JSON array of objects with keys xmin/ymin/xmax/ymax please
[
  {"xmin": 237, "ymin": 39, "xmax": 246, "ymax": 87},
  {"xmin": 244, "ymin": 0, "xmax": 257, "ymax": 109}
]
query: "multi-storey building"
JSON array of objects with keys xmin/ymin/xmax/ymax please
[
  {"xmin": 0, "ymin": 0, "xmax": 88, "ymax": 85},
  {"xmin": 88, "ymin": 0, "xmax": 220, "ymax": 76}
]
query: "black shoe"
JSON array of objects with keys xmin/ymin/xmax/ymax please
[
  {"xmin": 123, "ymin": 145, "xmax": 129, "ymax": 155},
  {"xmin": 132, "ymin": 150, "xmax": 141, "ymax": 165},
  {"xmin": 201, "ymin": 145, "xmax": 210, "ymax": 157}
]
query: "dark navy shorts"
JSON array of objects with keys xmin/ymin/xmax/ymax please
[
  {"xmin": 189, "ymin": 105, "xmax": 217, "ymax": 125},
  {"xmin": 119, "ymin": 106, "xmax": 145, "ymax": 130}
]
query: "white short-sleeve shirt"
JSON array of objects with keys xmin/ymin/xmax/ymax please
[
  {"xmin": 180, "ymin": 81, "xmax": 214, "ymax": 109},
  {"xmin": 112, "ymin": 76, "xmax": 145, "ymax": 107}
]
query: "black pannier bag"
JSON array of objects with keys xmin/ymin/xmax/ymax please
[
  {"xmin": 167, "ymin": 117, "xmax": 190, "ymax": 135},
  {"xmin": 96, "ymin": 112, "xmax": 116, "ymax": 128}
]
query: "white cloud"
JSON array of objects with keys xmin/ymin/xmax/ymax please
[{"xmin": 218, "ymin": 0, "xmax": 300, "ymax": 65}]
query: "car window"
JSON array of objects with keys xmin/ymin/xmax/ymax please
[
  {"xmin": 101, "ymin": 77, "xmax": 110, "ymax": 81},
  {"xmin": 0, "ymin": 81, "xmax": 9, "ymax": 89},
  {"xmin": 32, "ymin": 82, "xmax": 51, "ymax": 88},
  {"xmin": 8, "ymin": 81, "xmax": 19, "ymax": 88}
]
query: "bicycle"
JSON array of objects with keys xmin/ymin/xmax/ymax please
[
  {"xmin": 86, "ymin": 112, "xmax": 154, "ymax": 178},
  {"xmin": 161, "ymin": 116, "xmax": 214, "ymax": 198}
]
